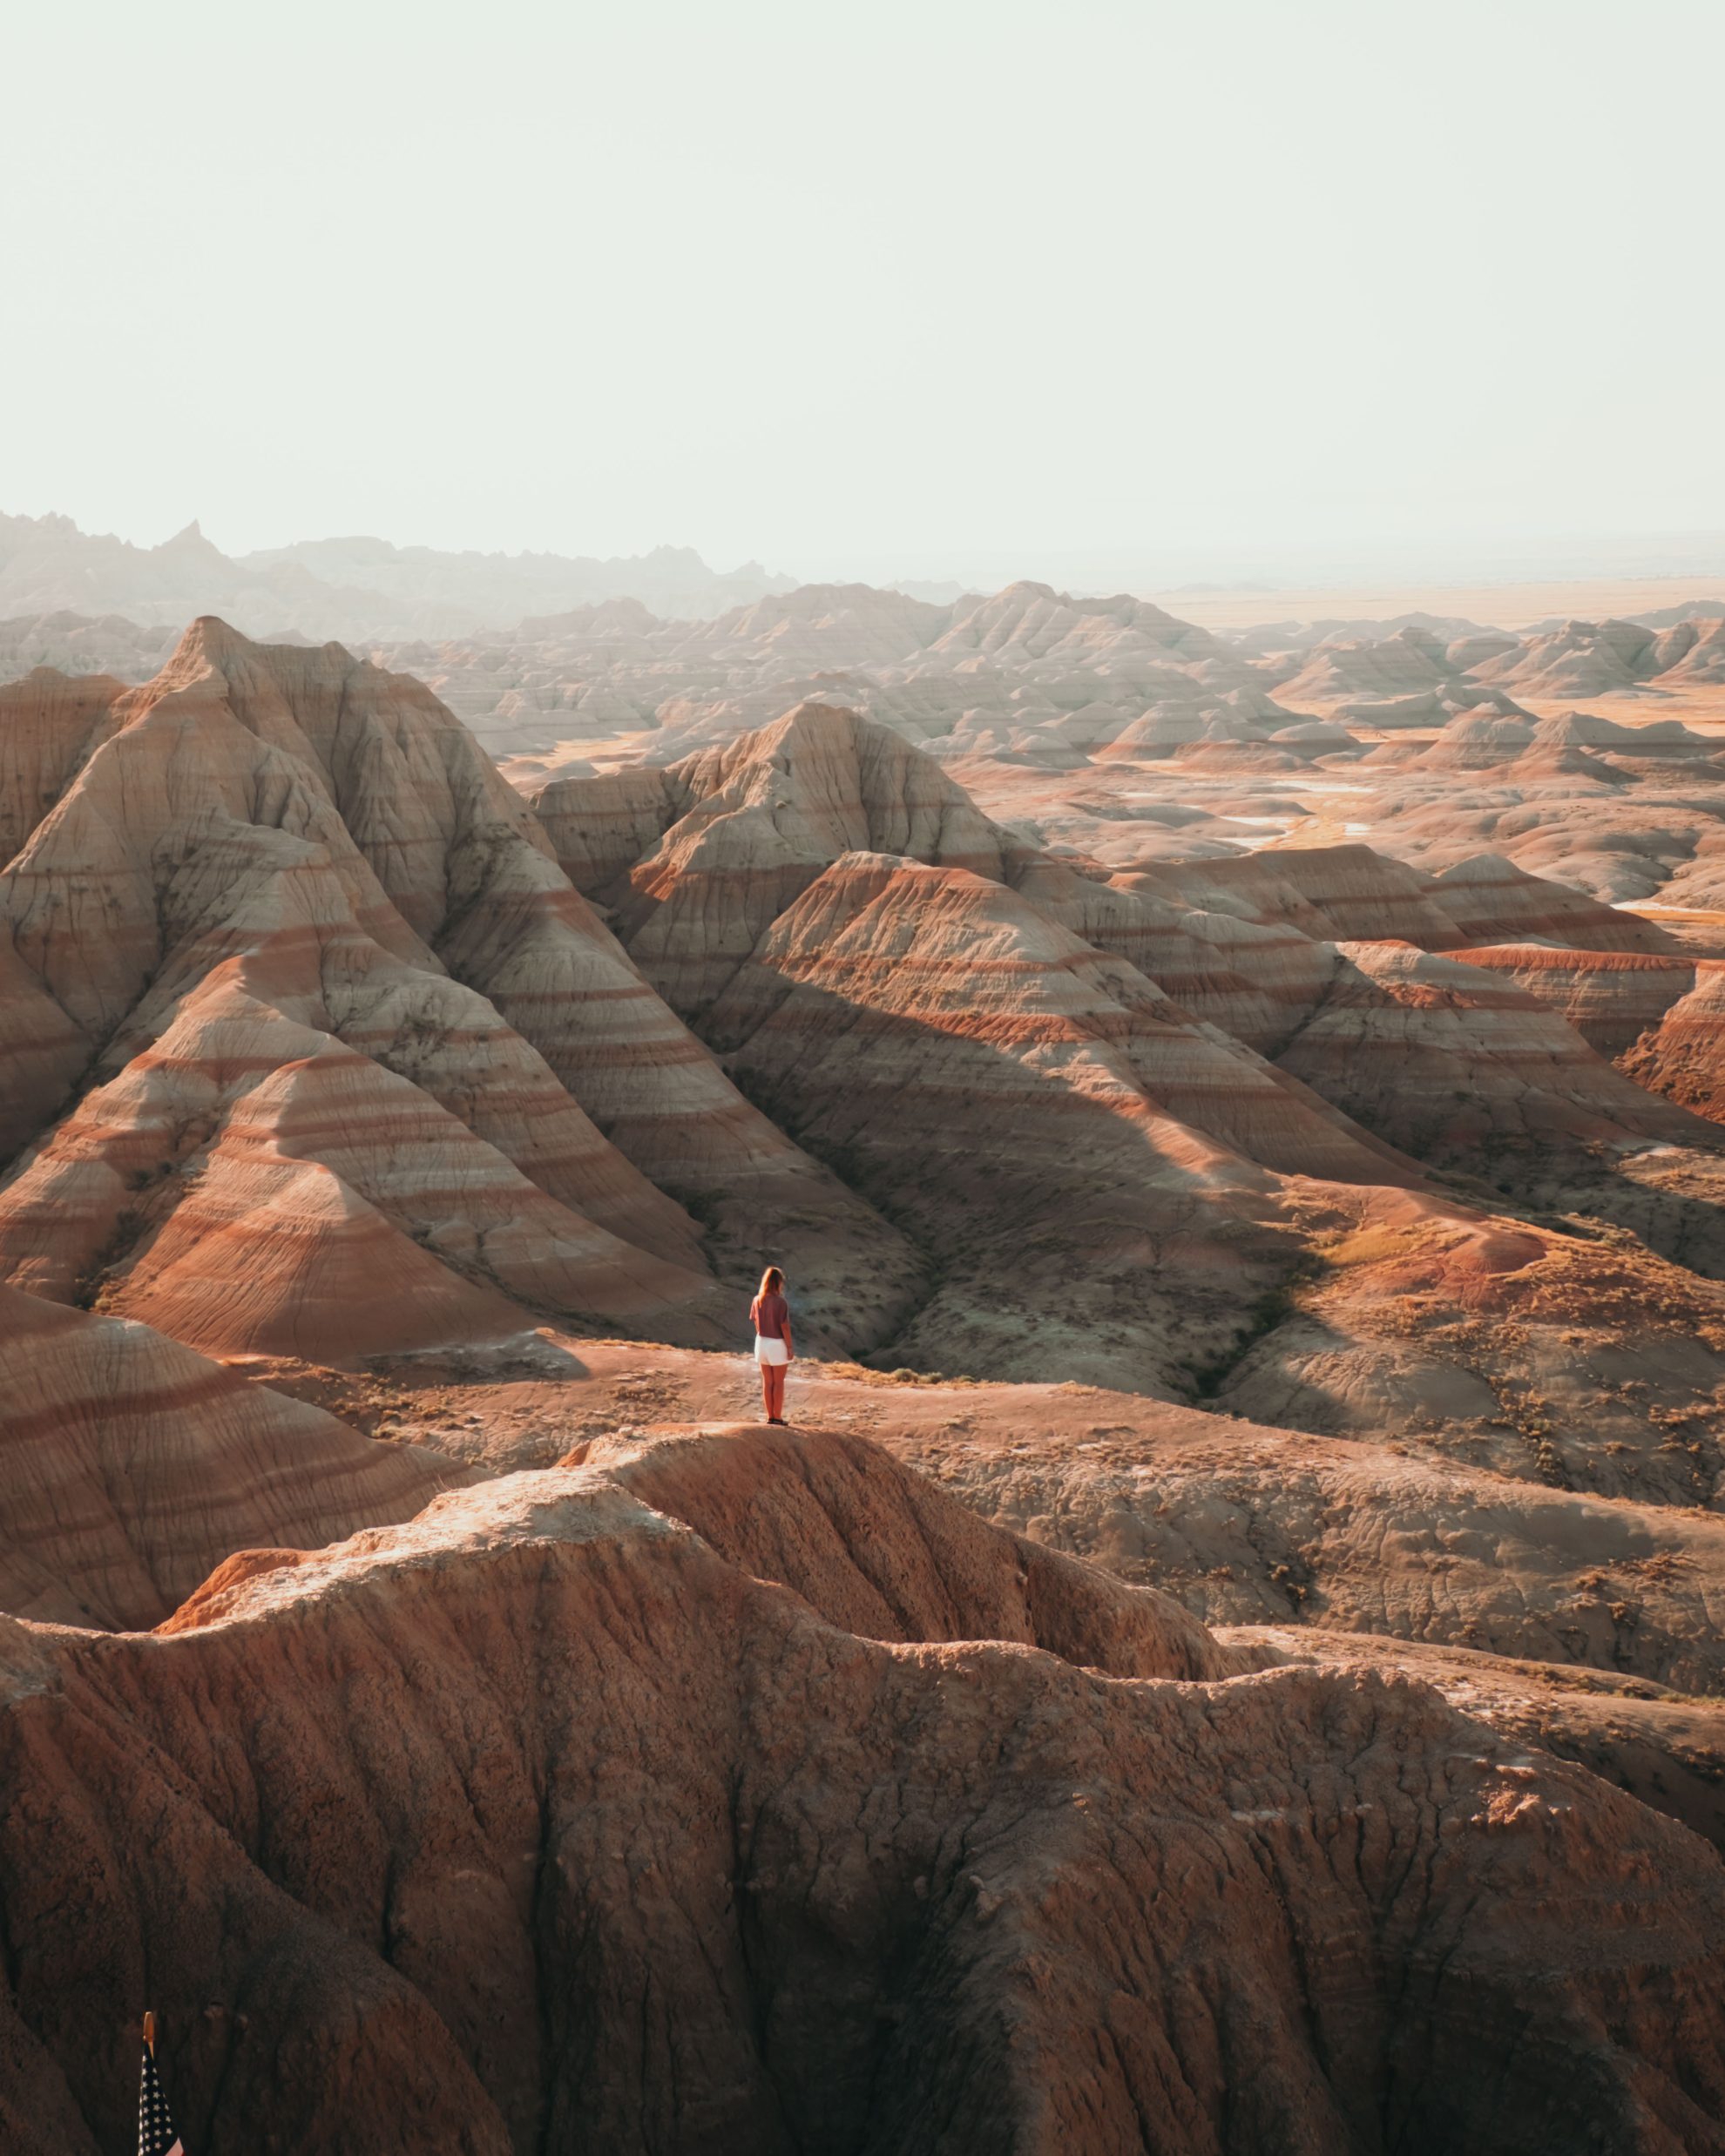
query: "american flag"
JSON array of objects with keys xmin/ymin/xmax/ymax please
[{"xmin": 138, "ymin": 2017, "xmax": 185, "ymax": 2156}]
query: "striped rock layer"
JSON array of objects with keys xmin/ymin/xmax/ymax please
[
  {"xmin": 0, "ymin": 1283, "xmax": 464, "ymax": 1628},
  {"xmin": 10, "ymin": 643, "xmax": 1725, "ymax": 1436},
  {"xmin": 528, "ymin": 704, "xmax": 1725, "ymax": 1407},
  {"xmin": 0, "ymin": 625, "xmax": 917, "ymax": 1362}
]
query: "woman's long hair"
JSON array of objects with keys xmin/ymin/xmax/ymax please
[{"xmin": 757, "ymin": 1265, "xmax": 784, "ymax": 1298}]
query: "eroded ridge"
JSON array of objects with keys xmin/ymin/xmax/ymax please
[{"xmin": 1, "ymin": 1423, "xmax": 1722, "ymax": 2154}]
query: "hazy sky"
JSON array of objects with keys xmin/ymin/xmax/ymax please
[{"xmin": 5, "ymin": 0, "xmax": 1722, "ymax": 585}]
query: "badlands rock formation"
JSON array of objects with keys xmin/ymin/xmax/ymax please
[
  {"xmin": 384, "ymin": 576, "xmax": 1725, "ymax": 972},
  {"xmin": 374, "ymin": 1342, "xmax": 1725, "ymax": 1680},
  {"xmin": 8, "ymin": 587, "xmax": 1725, "ymax": 2151},
  {"xmin": 1423, "ymin": 851, "xmax": 1680, "ymax": 953},
  {"xmin": 10, "ymin": 624, "xmax": 1725, "ymax": 1437},
  {"xmin": 0, "ymin": 623, "xmax": 921, "ymax": 1357},
  {"xmin": 1245, "ymin": 930, "xmax": 1725, "ymax": 1296},
  {"xmin": 0, "ymin": 611, "xmax": 176, "ymax": 686},
  {"xmin": 527, "ymin": 702, "xmax": 1725, "ymax": 1436},
  {"xmin": 712, "ymin": 853, "xmax": 1406, "ymax": 1387},
  {"xmin": 1275, "ymin": 940, "xmax": 1704, "ymax": 1156},
  {"xmin": 1624, "ymin": 964, "xmax": 1725, "ymax": 1119},
  {"xmin": 0, "ymin": 510, "xmax": 790, "ymax": 637},
  {"xmin": 0, "ymin": 1283, "xmax": 463, "ymax": 1627},
  {"xmin": 4, "ymin": 1423, "xmax": 1725, "ymax": 2155},
  {"xmin": 1441, "ymin": 945, "xmax": 1697, "ymax": 1058},
  {"xmin": 364, "ymin": 1342, "xmax": 1725, "ymax": 1846},
  {"xmin": 539, "ymin": 700, "xmax": 1008, "ymax": 1018},
  {"xmin": 20, "ymin": 566, "xmax": 1722, "ymax": 929}
]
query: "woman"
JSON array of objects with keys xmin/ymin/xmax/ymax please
[{"xmin": 749, "ymin": 1265, "xmax": 794, "ymax": 1425}]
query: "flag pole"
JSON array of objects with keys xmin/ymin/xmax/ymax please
[{"xmin": 143, "ymin": 2010, "xmax": 156, "ymax": 2051}]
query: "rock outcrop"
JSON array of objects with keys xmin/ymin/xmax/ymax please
[
  {"xmin": 1015, "ymin": 856, "xmax": 1343, "ymax": 1053},
  {"xmin": 1424, "ymin": 852, "xmax": 1681, "ymax": 955},
  {"xmin": 11, "ymin": 628, "xmax": 1725, "ymax": 1424},
  {"xmin": 1158, "ymin": 844, "xmax": 1470, "ymax": 949},
  {"xmin": 530, "ymin": 766, "xmax": 676, "ymax": 895},
  {"xmin": 1623, "ymin": 963, "xmax": 1725, "ymax": 1121},
  {"xmin": 538, "ymin": 701, "xmax": 1008, "ymax": 1020},
  {"xmin": 1477, "ymin": 618, "xmax": 1668, "ymax": 699},
  {"xmin": 10, "ymin": 578, "xmax": 1725, "ymax": 2156},
  {"xmin": 0, "ymin": 1284, "xmax": 464, "ymax": 1627},
  {"xmin": 0, "ymin": 963, "xmax": 730, "ymax": 1355},
  {"xmin": 1276, "ymin": 940, "xmax": 1707, "ymax": 1156},
  {"xmin": 0, "ymin": 626, "xmax": 921, "ymax": 1357},
  {"xmin": 576, "ymin": 1422, "xmax": 1231, "ymax": 1679},
  {"xmin": 1444, "ymin": 943, "xmax": 1695, "ymax": 1057},
  {"xmin": 707, "ymin": 848, "xmax": 1444, "ymax": 1382},
  {"xmin": 371, "ymin": 1340, "xmax": 1725, "ymax": 1695},
  {"xmin": 3, "ymin": 1428, "xmax": 1722, "ymax": 2155}
]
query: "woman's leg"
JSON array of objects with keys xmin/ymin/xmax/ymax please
[
  {"xmin": 759, "ymin": 1358, "xmax": 773, "ymax": 1419},
  {"xmin": 768, "ymin": 1362, "xmax": 787, "ymax": 1421}
]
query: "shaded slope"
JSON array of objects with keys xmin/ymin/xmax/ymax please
[
  {"xmin": 1278, "ymin": 941, "xmax": 1707, "ymax": 1156},
  {"xmin": 1624, "ymin": 964, "xmax": 1725, "ymax": 1123},
  {"xmin": 3, "ymin": 1437, "xmax": 1722, "ymax": 2155},
  {"xmin": 707, "ymin": 851, "xmax": 1421, "ymax": 1389},
  {"xmin": 1273, "ymin": 940, "xmax": 1725, "ymax": 1277}
]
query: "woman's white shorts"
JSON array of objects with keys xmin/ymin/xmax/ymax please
[{"xmin": 754, "ymin": 1335, "xmax": 789, "ymax": 1366}]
